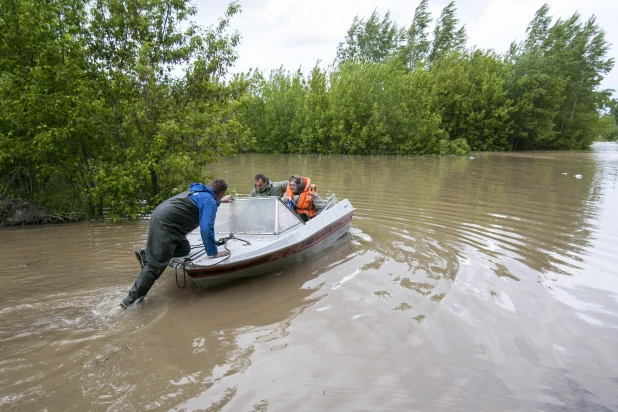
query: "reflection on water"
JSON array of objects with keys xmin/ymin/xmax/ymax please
[{"xmin": 1, "ymin": 143, "xmax": 617, "ymax": 410}]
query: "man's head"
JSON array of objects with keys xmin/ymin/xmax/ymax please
[
  {"xmin": 210, "ymin": 178, "xmax": 228, "ymax": 201},
  {"xmin": 254, "ymin": 174, "xmax": 269, "ymax": 192},
  {"xmin": 288, "ymin": 175, "xmax": 304, "ymax": 195}
]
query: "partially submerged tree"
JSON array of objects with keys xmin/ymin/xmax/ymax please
[
  {"xmin": 427, "ymin": 1, "xmax": 467, "ymax": 65},
  {"xmin": 336, "ymin": 9, "xmax": 404, "ymax": 64},
  {"xmin": 0, "ymin": 0, "xmax": 247, "ymax": 219},
  {"xmin": 397, "ymin": 0, "xmax": 432, "ymax": 69},
  {"xmin": 505, "ymin": 3, "xmax": 614, "ymax": 149},
  {"xmin": 243, "ymin": 2, "xmax": 612, "ymax": 155}
]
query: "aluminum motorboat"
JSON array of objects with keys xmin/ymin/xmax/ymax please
[{"xmin": 169, "ymin": 195, "xmax": 354, "ymax": 288}]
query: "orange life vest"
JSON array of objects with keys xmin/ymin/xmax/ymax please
[{"xmin": 285, "ymin": 177, "xmax": 317, "ymax": 218}]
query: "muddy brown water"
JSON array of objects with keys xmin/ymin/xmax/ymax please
[{"xmin": 1, "ymin": 143, "xmax": 617, "ymax": 411}]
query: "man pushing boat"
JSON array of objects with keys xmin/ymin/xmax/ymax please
[{"xmin": 120, "ymin": 179, "xmax": 231, "ymax": 309}]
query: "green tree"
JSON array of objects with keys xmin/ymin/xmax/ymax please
[
  {"xmin": 299, "ymin": 64, "xmax": 332, "ymax": 153},
  {"xmin": 254, "ymin": 68, "xmax": 307, "ymax": 153},
  {"xmin": 597, "ymin": 98, "xmax": 618, "ymax": 141},
  {"xmin": 428, "ymin": 1, "xmax": 467, "ymax": 64},
  {"xmin": 241, "ymin": 2, "xmax": 612, "ymax": 157},
  {"xmin": 336, "ymin": 9, "xmax": 403, "ymax": 64},
  {"xmin": 0, "ymin": 0, "xmax": 247, "ymax": 219},
  {"xmin": 398, "ymin": 0, "xmax": 432, "ymax": 69},
  {"xmin": 0, "ymin": 0, "xmax": 103, "ymax": 212},
  {"xmin": 504, "ymin": 43, "xmax": 566, "ymax": 150},
  {"xmin": 596, "ymin": 114, "xmax": 618, "ymax": 141},
  {"xmin": 551, "ymin": 14, "xmax": 614, "ymax": 148},
  {"xmin": 327, "ymin": 60, "xmax": 448, "ymax": 155},
  {"xmin": 505, "ymin": 4, "xmax": 614, "ymax": 149},
  {"xmin": 431, "ymin": 51, "xmax": 514, "ymax": 151}
]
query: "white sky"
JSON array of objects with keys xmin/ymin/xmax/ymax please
[{"xmin": 195, "ymin": 0, "xmax": 618, "ymax": 96}]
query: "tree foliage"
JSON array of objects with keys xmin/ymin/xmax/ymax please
[
  {"xmin": 598, "ymin": 98, "xmax": 618, "ymax": 141},
  {"xmin": 1, "ymin": 1, "xmax": 615, "ymax": 218},
  {"xmin": 397, "ymin": 0, "xmax": 432, "ymax": 69},
  {"xmin": 427, "ymin": 1, "xmax": 467, "ymax": 65},
  {"xmin": 243, "ymin": 2, "xmax": 613, "ymax": 155},
  {"xmin": 0, "ymin": 0, "xmax": 246, "ymax": 219},
  {"xmin": 505, "ymin": 4, "xmax": 614, "ymax": 149},
  {"xmin": 336, "ymin": 10, "xmax": 403, "ymax": 64}
]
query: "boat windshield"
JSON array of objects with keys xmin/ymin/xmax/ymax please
[{"xmin": 214, "ymin": 197, "xmax": 303, "ymax": 235}]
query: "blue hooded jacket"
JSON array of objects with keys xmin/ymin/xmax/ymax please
[{"xmin": 187, "ymin": 183, "xmax": 220, "ymax": 256}]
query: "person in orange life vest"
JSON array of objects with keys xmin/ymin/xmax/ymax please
[{"xmin": 281, "ymin": 175, "xmax": 326, "ymax": 221}]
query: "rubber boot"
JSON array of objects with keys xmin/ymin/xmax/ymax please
[{"xmin": 122, "ymin": 264, "xmax": 166, "ymax": 307}]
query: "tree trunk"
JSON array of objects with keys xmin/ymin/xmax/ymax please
[{"xmin": 151, "ymin": 169, "xmax": 159, "ymax": 198}]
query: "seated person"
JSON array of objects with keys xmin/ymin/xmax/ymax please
[
  {"xmin": 249, "ymin": 174, "xmax": 288, "ymax": 198},
  {"xmin": 282, "ymin": 175, "xmax": 326, "ymax": 221}
]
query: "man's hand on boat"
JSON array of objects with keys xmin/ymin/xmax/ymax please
[
  {"xmin": 220, "ymin": 195, "xmax": 233, "ymax": 203},
  {"xmin": 212, "ymin": 250, "xmax": 230, "ymax": 258}
]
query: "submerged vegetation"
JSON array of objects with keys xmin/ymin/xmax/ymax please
[
  {"xmin": 0, "ymin": 0, "xmax": 248, "ymax": 220},
  {"xmin": 0, "ymin": 0, "xmax": 616, "ymax": 220},
  {"xmin": 242, "ymin": 1, "xmax": 616, "ymax": 154},
  {"xmin": 0, "ymin": 198, "xmax": 78, "ymax": 226}
]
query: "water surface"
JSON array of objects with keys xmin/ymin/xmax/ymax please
[{"xmin": 1, "ymin": 143, "xmax": 617, "ymax": 411}]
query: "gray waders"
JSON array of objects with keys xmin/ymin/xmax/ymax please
[{"xmin": 122, "ymin": 191, "xmax": 201, "ymax": 307}]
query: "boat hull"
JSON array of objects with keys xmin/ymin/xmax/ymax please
[{"xmin": 186, "ymin": 213, "xmax": 352, "ymax": 288}]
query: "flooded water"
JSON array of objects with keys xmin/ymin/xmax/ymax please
[{"xmin": 1, "ymin": 142, "xmax": 617, "ymax": 411}]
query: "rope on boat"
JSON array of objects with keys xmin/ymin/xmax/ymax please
[
  {"xmin": 175, "ymin": 245, "xmax": 207, "ymax": 288},
  {"xmin": 174, "ymin": 235, "xmax": 251, "ymax": 288},
  {"xmin": 175, "ymin": 262, "xmax": 188, "ymax": 289},
  {"xmin": 209, "ymin": 235, "xmax": 251, "ymax": 267}
]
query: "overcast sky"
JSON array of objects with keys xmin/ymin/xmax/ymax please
[{"xmin": 195, "ymin": 0, "xmax": 617, "ymax": 96}]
